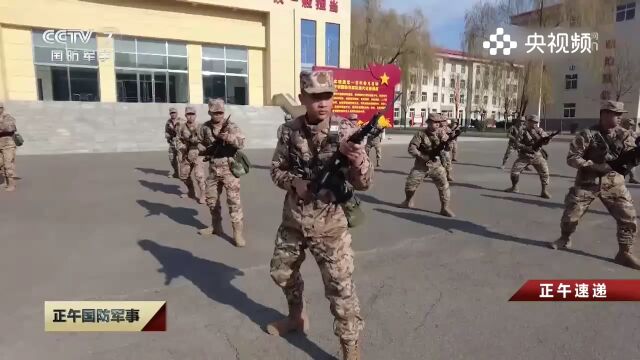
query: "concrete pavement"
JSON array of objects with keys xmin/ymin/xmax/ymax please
[{"xmin": 2, "ymin": 140, "xmax": 640, "ymax": 360}]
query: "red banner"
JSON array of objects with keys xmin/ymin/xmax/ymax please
[
  {"xmin": 313, "ymin": 64, "xmax": 401, "ymax": 126},
  {"xmin": 509, "ymin": 280, "xmax": 640, "ymax": 301}
]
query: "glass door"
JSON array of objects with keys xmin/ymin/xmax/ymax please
[{"xmin": 139, "ymin": 72, "xmax": 153, "ymax": 103}]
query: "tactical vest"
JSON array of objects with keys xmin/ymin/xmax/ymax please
[
  {"xmin": 287, "ymin": 117, "xmax": 343, "ymax": 181},
  {"xmin": 584, "ymin": 127, "xmax": 625, "ymax": 163},
  {"xmin": 418, "ymin": 130, "xmax": 442, "ymax": 158},
  {"xmin": 180, "ymin": 122, "xmax": 200, "ymax": 151},
  {"xmin": 520, "ymin": 127, "xmax": 542, "ymax": 147}
]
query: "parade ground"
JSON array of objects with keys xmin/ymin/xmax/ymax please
[{"xmin": 2, "ymin": 137, "xmax": 640, "ymax": 360}]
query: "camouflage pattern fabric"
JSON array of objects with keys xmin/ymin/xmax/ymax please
[
  {"xmin": 0, "ymin": 113, "xmax": 17, "ymax": 179},
  {"xmin": 165, "ymin": 117, "xmax": 184, "ymax": 176},
  {"xmin": 512, "ymin": 126, "xmax": 550, "ymax": 185},
  {"xmin": 405, "ymin": 129, "xmax": 450, "ymax": 203},
  {"xmin": 177, "ymin": 121, "xmax": 206, "ymax": 190}
]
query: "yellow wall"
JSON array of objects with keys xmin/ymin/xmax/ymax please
[{"xmin": 0, "ymin": 0, "xmax": 351, "ymax": 105}]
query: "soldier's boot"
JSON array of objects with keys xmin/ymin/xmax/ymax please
[
  {"xmin": 181, "ymin": 180, "xmax": 196, "ymax": 199},
  {"xmin": 266, "ymin": 303, "xmax": 309, "ymax": 336},
  {"xmin": 5, "ymin": 178, "xmax": 16, "ymax": 192},
  {"xmin": 614, "ymin": 244, "xmax": 640, "ymax": 270},
  {"xmin": 505, "ymin": 175, "xmax": 519, "ymax": 193},
  {"xmin": 446, "ymin": 170, "xmax": 454, "ymax": 182},
  {"xmin": 549, "ymin": 233, "xmax": 572, "ymax": 250},
  {"xmin": 197, "ymin": 181, "xmax": 207, "ymax": 204},
  {"xmin": 400, "ymin": 190, "xmax": 415, "ymax": 209},
  {"xmin": 198, "ymin": 215, "xmax": 223, "ymax": 237},
  {"xmin": 440, "ymin": 201, "xmax": 455, "ymax": 218},
  {"xmin": 232, "ymin": 222, "xmax": 246, "ymax": 247},
  {"xmin": 540, "ymin": 185, "xmax": 551, "ymax": 199},
  {"xmin": 340, "ymin": 339, "xmax": 360, "ymax": 360},
  {"xmin": 376, "ymin": 159, "xmax": 380, "ymax": 168}
]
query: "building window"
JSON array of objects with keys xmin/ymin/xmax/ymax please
[
  {"xmin": 449, "ymin": 78, "xmax": 455, "ymax": 88},
  {"xmin": 201, "ymin": 45, "xmax": 249, "ymax": 105},
  {"xmin": 484, "ymin": 66, "xmax": 489, "ymax": 77},
  {"xmin": 441, "ymin": 93, "xmax": 445, "ymax": 103},
  {"xmin": 301, "ymin": 19, "xmax": 317, "ymax": 71},
  {"xmin": 564, "ymin": 103, "xmax": 576, "ymax": 118},
  {"xmin": 449, "ymin": 93, "xmax": 454, "ymax": 103},
  {"xmin": 394, "ymin": 108, "xmax": 400, "ymax": 119},
  {"xmin": 601, "ymin": 90, "xmax": 610, "ymax": 100},
  {"xmin": 433, "ymin": 77, "xmax": 439, "ymax": 86},
  {"xmin": 32, "ymin": 30, "xmax": 100, "ymax": 101},
  {"xmin": 409, "ymin": 108, "xmax": 415, "ymax": 119},
  {"xmin": 492, "ymin": 96, "xmax": 497, "ymax": 105},
  {"xmin": 492, "ymin": 81, "xmax": 497, "ymax": 92},
  {"xmin": 483, "ymin": 95, "xmax": 488, "ymax": 105},
  {"xmin": 114, "ymin": 37, "xmax": 189, "ymax": 103},
  {"xmin": 421, "ymin": 108, "xmax": 427, "ymax": 120},
  {"xmin": 475, "ymin": 80, "xmax": 480, "ymax": 89},
  {"xmin": 421, "ymin": 92, "xmax": 427, "ymax": 101},
  {"xmin": 483, "ymin": 81, "xmax": 489, "ymax": 90},
  {"xmin": 422, "ymin": 76, "xmax": 429, "ymax": 85},
  {"xmin": 606, "ymin": 39, "xmax": 616, "ymax": 49},
  {"xmin": 460, "ymin": 94, "xmax": 465, "ymax": 103},
  {"xmin": 603, "ymin": 73, "xmax": 612, "ymax": 83},
  {"xmin": 325, "ymin": 23, "xmax": 340, "ymax": 67},
  {"xmin": 605, "ymin": 56, "xmax": 615, "ymax": 66},
  {"xmin": 461, "ymin": 65, "xmax": 466, "ymax": 74},
  {"xmin": 491, "ymin": 111, "xmax": 496, "ymax": 119},
  {"xmin": 461, "ymin": 79, "xmax": 466, "ymax": 89},
  {"xmin": 476, "ymin": 66, "xmax": 480, "ymax": 75},
  {"xmin": 433, "ymin": 92, "xmax": 438, "ymax": 102},
  {"xmin": 565, "ymin": 74, "xmax": 578, "ymax": 89},
  {"xmin": 474, "ymin": 95, "xmax": 479, "ymax": 104},
  {"xmin": 442, "ymin": 78, "xmax": 446, "ymax": 87},
  {"xmin": 617, "ymin": 2, "xmax": 636, "ymax": 22}
]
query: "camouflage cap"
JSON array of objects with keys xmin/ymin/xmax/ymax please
[
  {"xmin": 208, "ymin": 98, "xmax": 225, "ymax": 113},
  {"xmin": 185, "ymin": 106, "xmax": 197, "ymax": 115},
  {"xmin": 300, "ymin": 70, "xmax": 335, "ymax": 94},
  {"xmin": 169, "ymin": 107, "xmax": 177, "ymax": 114},
  {"xmin": 601, "ymin": 100, "xmax": 628, "ymax": 113},
  {"xmin": 427, "ymin": 113, "xmax": 443, "ymax": 122},
  {"xmin": 349, "ymin": 113, "xmax": 358, "ymax": 121},
  {"xmin": 525, "ymin": 114, "xmax": 540, "ymax": 123}
]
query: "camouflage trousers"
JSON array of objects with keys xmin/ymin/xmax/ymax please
[
  {"xmin": 269, "ymin": 225, "xmax": 363, "ymax": 342},
  {"xmin": 0, "ymin": 146, "xmax": 16, "ymax": 179},
  {"xmin": 502, "ymin": 143, "xmax": 516, "ymax": 165},
  {"xmin": 168, "ymin": 146, "xmax": 180, "ymax": 177},
  {"xmin": 561, "ymin": 175, "xmax": 637, "ymax": 245},
  {"xmin": 179, "ymin": 153, "xmax": 206, "ymax": 193},
  {"xmin": 205, "ymin": 162, "xmax": 243, "ymax": 224},
  {"xmin": 365, "ymin": 143, "xmax": 382, "ymax": 161},
  {"xmin": 441, "ymin": 151, "xmax": 453, "ymax": 179},
  {"xmin": 450, "ymin": 140, "xmax": 458, "ymax": 161},
  {"xmin": 405, "ymin": 161, "xmax": 450, "ymax": 204},
  {"xmin": 511, "ymin": 153, "xmax": 549, "ymax": 185}
]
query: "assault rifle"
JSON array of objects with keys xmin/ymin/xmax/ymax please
[
  {"xmin": 423, "ymin": 125, "xmax": 462, "ymax": 160},
  {"xmin": 199, "ymin": 115, "xmax": 234, "ymax": 161},
  {"xmin": 607, "ymin": 136, "xmax": 640, "ymax": 175},
  {"xmin": 532, "ymin": 130, "xmax": 561, "ymax": 151}
]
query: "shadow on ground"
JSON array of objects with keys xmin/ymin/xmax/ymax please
[
  {"xmin": 137, "ymin": 199, "xmax": 207, "ymax": 229},
  {"xmin": 135, "ymin": 167, "xmax": 171, "ymax": 177},
  {"xmin": 482, "ymin": 194, "xmax": 608, "ymax": 216},
  {"xmin": 138, "ymin": 239, "xmax": 335, "ymax": 360},
  {"xmin": 374, "ymin": 207, "xmax": 614, "ymax": 264},
  {"xmin": 139, "ymin": 180, "xmax": 182, "ymax": 195}
]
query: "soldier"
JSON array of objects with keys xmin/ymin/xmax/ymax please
[
  {"xmin": 176, "ymin": 106, "xmax": 207, "ymax": 204},
  {"xmin": 450, "ymin": 119, "xmax": 459, "ymax": 162},
  {"xmin": 198, "ymin": 99, "xmax": 246, "ymax": 247},
  {"xmin": 277, "ymin": 113, "xmax": 293, "ymax": 144},
  {"xmin": 550, "ymin": 100, "xmax": 640, "ymax": 270},
  {"xmin": 0, "ymin": 102, "xmax": 17, "ymax": 191},
  {"xmin": 620, "ymin": 118, "xmax": 639, "ymax": 184},
  {"xmin": 365, "ymin": 118, "xmax": 383, "ymax": 168},
  {"xmin": 349, "ymin": 113, "xmax": 358, "ymax": 123},
  {"xmin": 400, "ymin": 113, "xmax": 455, "ymax": 217},
  {"xmin": 438, "ymin": 116, "xmax": 455, "ymax": 182},
  {"xmin": 165, "ymin": 107, "xmax": 183, "ymax": 178},
  {"xmin": 505, "ymin": 114, "xmax": 551, "ymax": 199},
  {"xmin": 501, "ymin": 116, "xmax": 524, "ymax": 169},
  {"xmin": 267, "ymin": 70, "xmax": 371, "ymax": 360}
]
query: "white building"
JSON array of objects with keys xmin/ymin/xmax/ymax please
[{"xmin": 394, "ymin": 48, "xmax": 521, "ymax": 127}]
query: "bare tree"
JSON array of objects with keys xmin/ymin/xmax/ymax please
[{"xmin": 604, "ymin": 46, "xmax": 640, "ymax": 102}]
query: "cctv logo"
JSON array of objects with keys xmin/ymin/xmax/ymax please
[{"xmin": 483, "ymin": 28, "xmax": 518, "ymax": 56}]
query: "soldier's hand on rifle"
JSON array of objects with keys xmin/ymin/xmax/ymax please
[
  {"xmin": 339, "ymin": 140, "xmax": 366, "ymax": 166},
  {"xmin": 292, "ymin": 177, "xmax": 313, "ymax": 201},
  {"xmin": 585, "ymin": 161, "xmax": 613, "ymax": 174}
]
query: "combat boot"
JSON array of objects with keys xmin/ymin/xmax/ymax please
[
  {"xmin": 540, "ymin": 185, "xmax": 551, "ymax": 199},
  {"xmin": 614, "ymin": 244, "xmax": 640, "ymax": 270},
  {"xmin": 440, "ymin": 203, "xmax": 455, "ymax": 217},
  {"xmin": 400, "ymin": 190, "xmax": 415, "ymax": 208},
  {"xmin": 181, "ymin": 180, "xmax": 196, "ymax": 199},
  {"xmin": 340, "ymin": 339, "xmax": 360, "ymax": 360},
  {"xmin": 447, "ymin": 172, "xmax": 454, "ymax": 182},
  {"xmin": 232, "ymin": 222, "xmax": 246, "ymax": 247},
  {"xmin": 266, "ymin": 302, "xmax": 309, "ymax": 336},
  {"xmin": 5, "ymin": 178, "xmax": 16, "ymax": 192},
  {"xmin": 549, "ymin": 234, "xmax": 572, "ymax": 250},
  {"xmin": 504, "ymin": 174, "xmax": 519, "ymax": 193},
  {"xmin": 376, "ymin": 159, "xmax": 380, "ymax": 168},
  {"xmin": 198, "ymin": 215, "xmax": 223, "ymax": 237}
]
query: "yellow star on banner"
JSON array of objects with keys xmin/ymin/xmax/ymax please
[{"xmin": 380, "ymin": 73, "xmax": 390, "ymax": 85}]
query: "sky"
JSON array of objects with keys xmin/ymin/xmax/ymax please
[{"xmin": 381, "ymin": 0, "xmax": 482, "ymax": 51}]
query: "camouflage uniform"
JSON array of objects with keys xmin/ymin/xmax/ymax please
[
  {"xmin": 401, "ymin": 113, "xmax": 454, "ymax": 217},
  {"xmin": 506, "ymin": 115, "xmax": 551, "ymax": 198},
  {"xmin": 365, "ymin": 130, "xmax": 382, "ymax": 167},
  {"xmin": 502, "ymin": 119, "xmax": 523, "ymax": 167},
  {"xmin": 198, "ymin": 99, "xmax": 246, "ymax": 246},
  {"xmin": 620, "ymin": 118, "xmax": 639, "ymax": 183},
  {"xmin": 277, "ymin": 113, "xmax": 293, "ymax": 144},
  {"xmin": 438, "ymin": 121, "xmax": 455, "ymax": 181},
  {"xmin": 268, "ymin": 71, "xmax": 371, "ymax": 358},
  {"xmin": 177, "ymin": 106, "xmax": 207, "ymax": 202},
  {"xmin": 551, "ymin": 101, "xmax": 640, "ymax": 270},
  {"xmin": 0, "ymin": 103, "xmax": 17, "ymax": 191},
  {"xmin": 165, "ymin": 107, "xmax": 184, "ymax": 178}
]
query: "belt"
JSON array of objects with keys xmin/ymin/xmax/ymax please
[{"xmin": 0, "ymin": 132, "xmax": 14, "ymax": 137}]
